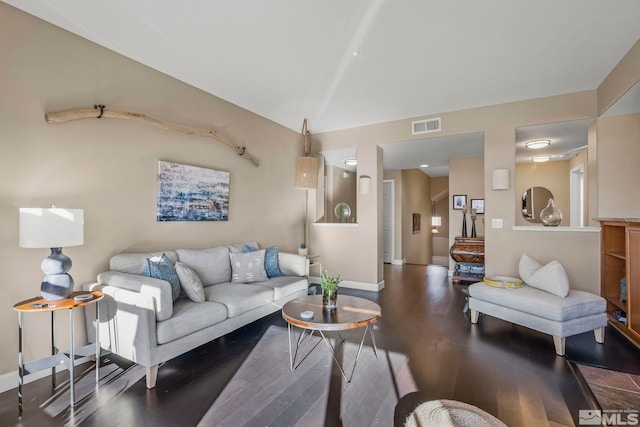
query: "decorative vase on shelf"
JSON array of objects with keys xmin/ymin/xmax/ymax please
[
  {"xmin": 461, "ymin": 205, "xmax": 468, "ymax": 237},
  {"xmin": 540, "ymin": 198, "xmax": 562, "ymax": 226},
  {"xmin": 470, "ymin": 209, "xmax": 477, "ymax": 238}
]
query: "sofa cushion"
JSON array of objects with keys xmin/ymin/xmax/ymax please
[
  {"xmin": 110, "ymin": 251, "xmax": 178, "ymax": 274},
  {"xmin": 140, "ymin": 253, "xmax": 181, "ymax": 301},
  {"xmin": 176, "ymin": 246, "xmax": 231, "ymax": 285},
  {"xmin": 519, "ymin": 254, "xmax": 570, "ymax": 297},
  {"xmin": 278, "ymin": 252, "xmax": 307, "ymax": 277},
  {"xmin": 230, "ymin": 250, "xmax": 268, "ymax": 283},
  {"xmin": 156, "ymin": 299, "xmax": 228, "ymax": 344},
  {"xmin": 204, "ymin": 283, "xmax": 273, "ymax": 317},
  {"xmin": 468, "ymin": 282, "xmax": 605, "ymax": 322},
  {"xmin": 243, "ymin": 245, "xmax": 284, "ymax": 278},
  {"xmin": 256, "ymin": 276, "xmax": 309, "ymax": 300},
  {"xmin": 175, "ymin": 262, "xmax": 205, "ymax": 302}
]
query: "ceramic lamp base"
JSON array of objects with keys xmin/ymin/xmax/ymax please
[{"xmin": 40, "ymin": 247, "xmax": 74, "ymax": 301}]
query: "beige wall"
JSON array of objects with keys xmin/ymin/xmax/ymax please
[
  {"xmin": 324, "ymin": 165, "xmax": 357, "ymax": 222},
  {"xmin": 596, "ymin": 113, "xmax": 640, "ymax": 218},
  {"xmin": 431, "ymin": 177, "xmax": 449, "ymax": 259},
  {"xmin": 1, "ymin": 5, "xmax": 305, "ymax": 378},
  {"xmin": 515, "ymin": 161, "xmax": 571, "ymax": 226},
  {"xmin": 401, "ymin": 170, "xmax": 432, "ymax": 264},
  {"xmin": 449, "ymin": 157, "xmax": 485, "ymax": 269}
]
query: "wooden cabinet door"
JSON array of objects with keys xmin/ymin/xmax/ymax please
[{"xmin": 626, "ymin": 227, "xmax": 640, "ymax": 341}]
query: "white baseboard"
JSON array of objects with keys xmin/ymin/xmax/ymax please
[
  {"xmin": 391, "ymin": 259, "xmax": 405, "ymax": 265},
  {"xmin": 0, "ymin": 355, "xmax": 93, "ymax": 394},
  {"xmin": 341, "ymin": 279, "xmax": 384, "ymax": 292}
]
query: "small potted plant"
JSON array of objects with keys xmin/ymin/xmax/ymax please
[
  {"xmin": 298, "ymin": 242, "xmax": 308, "ymax": 256},
  {"xmin": 321, "ymin": 270, "xmax": 341, "ymax": 309}
]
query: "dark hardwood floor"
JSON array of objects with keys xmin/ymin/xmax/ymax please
[{"xmin": 2, "ymin": 263, "xmax": 639, "ymax": 426}]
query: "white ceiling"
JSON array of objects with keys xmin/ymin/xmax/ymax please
[{"xmin": 3, "ymin": 1, "xmax": 640, "ymax": 175}]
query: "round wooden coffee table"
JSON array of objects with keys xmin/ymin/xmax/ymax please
[{"xmin": 281, "ymin": 294, "xmax": 381, "ymax": 382}]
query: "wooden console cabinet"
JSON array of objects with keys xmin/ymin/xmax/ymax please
[
  {"xmin": 599, "ymin": 219, "xmax": 640, "ymax": 346},
  {"xmin": 450, "ymin": 237, "xmax": 485, "ymax": 282}
]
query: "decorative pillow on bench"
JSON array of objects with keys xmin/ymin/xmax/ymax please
[{"xmin": 518, "ymin": 254, "xmax": 570, "ymax": 297}]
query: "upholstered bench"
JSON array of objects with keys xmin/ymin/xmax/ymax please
[{"xmin": 468, "ymin": 282, "xmax": 607, "ymax": 356}]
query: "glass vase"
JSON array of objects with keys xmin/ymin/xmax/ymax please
[
  {"xmin": 540, "ymin": 198, "xmax": 562, "ymax": 226},
  {"xmin": 322, "ymin": 288, "xmax": 338, "ymax": 309}
]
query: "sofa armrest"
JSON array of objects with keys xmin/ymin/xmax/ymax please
[
  {"xmin": 83, "ymin": 282, "xmax": 158, "ymax": 367},
  {"xmin": 278, "ymin": 252, "xmax": 310, "ymax": 277},
  {"xmin": 97, "ymin": 271, "xmax": 173, "ymax": 321}
]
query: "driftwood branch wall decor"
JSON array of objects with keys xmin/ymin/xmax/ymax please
[{"xmin": 45, "ymin": 105, "xmax": 260, "ymax": 166}]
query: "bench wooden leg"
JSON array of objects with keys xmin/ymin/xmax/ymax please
[
  {"xmin": 470, "ymin": 309, "xmax": 479, "ymax": 324},
  {"xmin": 146, "ymin": 365, "xmax": 158, "ymax": 389},
  {"xmin": 594, "ymin": 327, "xmax": 605, "ymax": 344},
  {"xmin": 553, "ymin": 336, "xmax": 565, "ymax": 356}
]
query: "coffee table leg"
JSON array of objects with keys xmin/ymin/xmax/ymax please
[
  {"xmin": 288, "ymin": 323, "xmax": 322, "ymax": 371},
  {"xmin": 319, "ymin": 323, "xmax": 377, "ymax": 383}
]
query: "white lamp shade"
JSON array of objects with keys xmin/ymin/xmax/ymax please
[
  {"xmin": 19, "ymin": 208, "xmax": 84, "ymax": 248},
  {"xmin": 492, "ymin": 169, "xmax": 510, "ymax": 190},
  {"xmin": 294, "ymin": 156, "xmax": 319, "ymax": 189}
]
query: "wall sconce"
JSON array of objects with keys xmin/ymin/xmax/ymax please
[
  {"xmin": 294, "ymin": 119, "xmax": 319, "ymax": 189},
  {"xmin": 359, "ymin": 175, "xmax": 372, "ymax": 194},
  {"xmin": 492, "ymin": 168, "xmax": 510, "ymax": 190}
]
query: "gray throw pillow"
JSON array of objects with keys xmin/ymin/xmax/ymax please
[
  {"xmin": 229, "ymin": 250, "xmax": 268, "ymax": 283},
  {"xmin": 175, "ymin": 262, "xmax": 205, "ymax": 302}
]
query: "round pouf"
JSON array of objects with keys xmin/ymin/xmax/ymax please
[{"xmin": 405, "ymin": 400, "xmax": 506, "ymax": 427}]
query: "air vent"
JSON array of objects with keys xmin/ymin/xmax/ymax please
[{"xmin": 412, "ymin": 117, "xmax": 441, "ymax": 135}]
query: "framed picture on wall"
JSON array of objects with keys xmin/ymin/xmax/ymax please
[
  {"xmin": 412, "ymin": 213, "xmax": 421, "ymax": 234},
  {"xmin": 471, "ymin": 198, "xmax": 485, "ymax": 214},
  {"xmin": 453, "ymin": 195, "xmax": 467, "ymax": 210}
]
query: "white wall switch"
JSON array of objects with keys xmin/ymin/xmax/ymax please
[{"xmin": 491, "ymin": 219, "xmax": 503, "ymax": 229}]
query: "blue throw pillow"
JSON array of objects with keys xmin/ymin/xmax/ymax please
[
  {"xmin": 243, "ymin": 244, "xmax": 284, "ymax": 278},
  {"xmin": 141, "ymin": 253, "xmax": 181, "ymax": 301}
]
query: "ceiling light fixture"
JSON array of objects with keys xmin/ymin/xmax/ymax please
[
  {"xmin": 420, "ymin": 164, "xmax": 429, "ymax": 168},
  {"xmin": 525, "ymin": 140, "xmax": 551, "ymax": 149},
  {"xmin": 344, "ymin": 159, "xmax": 357, "ymax": 166},
  {"xmin": 531, "ymin": 155, "xmax": 552, "ymax": 163}
]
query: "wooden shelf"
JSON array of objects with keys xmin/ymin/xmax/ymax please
[
  {"xmin": 600, "ymin": 220, "xmax": 640, "ymax": 347},
  {"xmin": 605, "ymin": 296, "xmax": 626, "ymax": 311},
  {"xmin": 604, "ymin": 250, "xmax": 626, "ymax": 260}
]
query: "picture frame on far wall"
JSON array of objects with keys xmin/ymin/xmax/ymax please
[
  {"xmin": 453, "ymin": 195, "xmax": 467, "ymax": 210},
  {"xmin": 471, "ymin": 198, "xmax": 485, "ymax": 214}
]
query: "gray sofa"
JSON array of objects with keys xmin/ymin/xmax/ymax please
[{"xmin": 83, "ymin": 242, "xmax": 309, "ymax": 388}]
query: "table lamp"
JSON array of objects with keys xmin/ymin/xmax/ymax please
[{"xmin": 19, "ymin": 208, "xmax": 84, "ymax": 301}]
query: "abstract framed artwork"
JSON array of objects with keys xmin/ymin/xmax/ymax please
[
  {"xmin": 157, "ymin": 161, "xmax": 230, "ymax": 221},
  {"xmin": 453, "ymin": 195, "xmax": 467, "ymax": 210},
  {"xmin": 471, "ymin": 199, "xmax": 485, "ymax": 214}
]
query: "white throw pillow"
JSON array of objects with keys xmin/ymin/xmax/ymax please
[
  {"xmin": 518, "ymin": 254, "xmax": 570, "ymax": 297},
  {"xmin": 175, "ymin": 262, "xmax": 205, "ymax": 302},
  {"xmin": 518, "ymin": 253, "xmax": 542, "ymax": 282}
]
